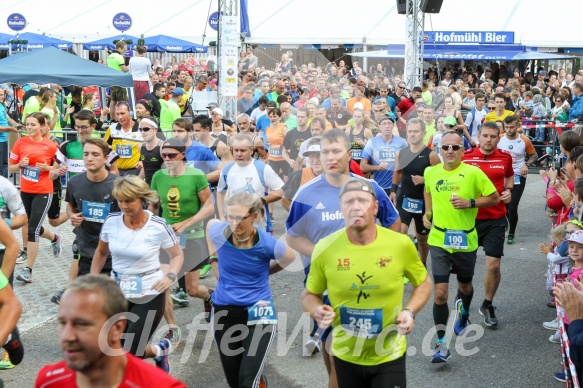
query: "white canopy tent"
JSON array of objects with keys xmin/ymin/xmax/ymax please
[{"xmin": 0, "ymin": 0, "xmax": 581, "ymax": 49}]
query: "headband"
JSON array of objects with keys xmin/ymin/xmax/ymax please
[{"xmin": 140, "ymin": 118, "xmax": 158, "ymax": 128}]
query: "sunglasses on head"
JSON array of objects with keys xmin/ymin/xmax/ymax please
[
  {"xmin": 441, "ymin": 144, "xmax": 462, "ymax": 151},
  {"xmin": 161, "ymin": 152, "xmax": 181, "ymax": 159}
]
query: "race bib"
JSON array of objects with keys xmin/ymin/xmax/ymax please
[
  {"xmin": 339, "ymin": 306, "xmax": 383, "ymax": 338},
  {"xmin": 403, "ymin": 197, "xmax": 423, "ymax": 214},
  {"xmin": 82, "ymin": 200, "xmax": 110, "ymax": 223},
  {"xmin": 351, "ymin": 148, "xmax": 363, "ymax": 159},
  {"xmin": 21, "ymin": 166, "xmax": 40, "ymax": 182},
  {"xmin": 116, "ymin": 274, "xmax": 143, "ymax": 299},
  {"xmin": 116, "ymin": 145, "xmax": 133, "ymax": 159},
  {"xmin": 379, "ymin": 147, "xmax": 396, "ymax": 163},
  {"xmin": 443, "ymin": 229, "xmax": 469, "ymax": 250},
  {"xmin": 269, "ymin": 147, "xmax": 282, "ymax": 158},
  {"xmin": 514, "ymin": 175, "xmax": 521, "ymax": 185},
  {"xmin": 247, "ymin": 299, "xmax": 277, "ymax": 325}
]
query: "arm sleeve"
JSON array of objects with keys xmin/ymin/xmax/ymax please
[
  {"xmin": 194, "ymin": 171, "xmax": 209, "ymax": 192},
  {"xmin": 273, "ymin": 238, "xmax": 287, "ymax": 260},
  {"xmin": 282, "ymin": 170, "xmax": 302, "ymax": 199},
  {"xmin": 403, "ymin": 237, "xmax": 428, "ymax": 286},
  {"xmin": 476, "ymin": 169, "xmax": 497, "ymax": 197},
  {"xmin": 217, "ymin": 166, "xmax": 227, "ymax": 192},
  {"xmin": 522, "ymin": 136, "xmax": 536, "ymax": 155},
  {"xmin": 464, "ymin": 112, "xmax": 473, "ymax": 127},
  {"xmin": 264, "ymin": 165, "xmax": 285, "ymax": 190},
  {"xmin": 99, "ymin": 217, "xmax": 113, "ymax": 242},
  {"xmin": 8, "ymin": 139, "xmax": 20, "ymax": 163},
  {"xmin": 305, "ymin": 242, "xmax": 327, "ymax": 295},
  {"xmin": 286, "ymin": 198, "xmax": 311, "ymax": 237},
  {"xmin": 504, "ymin": 155, "xmax": 514, "ymax": 178}
]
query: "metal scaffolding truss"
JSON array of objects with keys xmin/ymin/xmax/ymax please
[{"xmin": 404, "ymin": 0, "xmax": 425, "ymax": 89}]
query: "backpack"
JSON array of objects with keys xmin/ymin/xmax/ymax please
[
  {"xmin": 467, "ymin": 107, "xmax": 488, "ymax": 138},
  {"xmin": 221, "ymin": 160, "xmax": 267, "ymax": 195}
]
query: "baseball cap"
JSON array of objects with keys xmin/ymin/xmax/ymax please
[
  {"xmin": 212, "ymin": 107, "xmax": 224, "ymax": 116},
  {"xmin": 210, "ymin": 79, "xmax": 217, "ymax": 85},
  {"xmin": 567, "ymin": 230, "xmax": 583, "ymax": 245},
  {"xmin": 161, "ymin": 138, "xmax": 186, "ymax": 153},
  {"xmin": 339, "ymin": 178, "xmax": 377, "ymax": 199},
  {"xmin": 354, "ymin": 102, "xmax": 365, "ymax": 110},
  {"xmin": 303, "ymin": 144, "xmax": 321, "ymax": 156},
  {"xmin": 378, "ymin": 113, "xmax": 396, "ymax": 124},
  {"xmin": 206, "ymin": 102, "xmax": 218, "ymax": 109},
  {"xmin": 539, "ymin": 70, "xmax": 548, "ymax": 76},
  {"xmin": 172, "ymin": 87, "xmax": 185, "ymax": 96},
  {"xmin": 443, "ymin": 116, "xmax": 457, "ymax": 127}
]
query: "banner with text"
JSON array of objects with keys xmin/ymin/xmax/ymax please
[
  {"xmin": 220, "ymin": 15, "xmax": 239, "ymax": 97},
  {"xmin": 423, "ymin": 31, "xmax": 514, "ymax": 44}
]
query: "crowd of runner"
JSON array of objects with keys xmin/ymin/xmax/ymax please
[{"xmin": 1, "ymin": 45, "xmax": 583, "ymax": 387}]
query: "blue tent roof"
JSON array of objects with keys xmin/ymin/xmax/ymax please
[
  {"xmin": 83, "ymin": 35, "xmax": 139, "ymax": 51},
  {"xmin": 350, "ymin": 44, "xmax": 576, "ymax": 61},
  {"xmin": 0, "ymin": 47, "xmax": 133, "ymax": 87},
  {"xmin": 0, "ymin": 32, "xmax": 72, "ymax": 50},
  {"xmin": 142, "ymin": 35, "xmax": 207, "ymax": 53}
]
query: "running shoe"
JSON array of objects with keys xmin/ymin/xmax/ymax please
[
  {"xmin": 204, "ymin": 288, "xmax": 215, "ymax": 323},
  {"xmin": 259, "ymin": 375, "xmax": 268, "ymax": 388},
  {"xmin": 431, "ymin": 341, "xmax": 451, "ymax": 363},
  {"xmin": 16, "ymin": 267, "xmax": 32, "ymax": 283},
  {"xmin": 15, "ymin": 250, "xmax": 27, "ymax": 265},
  {"xmin": 165, "ymin": 327, "xmax": 182, "ymax": 347},
  {"xmin": 52, "ymin": 234, "xmax": 62, "ymax": 257},
  {"xmin": 304, "ymin": 334, "xmax": 321, "ymax": 356},
  {"xmin": 199, "ymin": 263, "xmax": 212, "ymax": 279},
  {"xmin": 507, "ymin": 234, "xmax": 516, "ymax": 245},
  {"xmin": 478, "ymin": 304, "xmax": 498, "ymax": 328},
  {"xmin": 549, "ymin": 330, "xmax": 561, "ymax": 344},
  {"xmin": 170, "ymin": 288, "xmax": 189, "ymax": 307},
  {"xmin": 543, "ymin": 318, "xmax": 559, "ymax": 331},
  {"xmin": 51, "ymin": 288, "xmax": 65, "ymax": 305},
  {"xmin": 554, "ymin": 371, "xmax": 566, "ymax": 383},
  {"xmin": 453, "ymin": 299, "xmax": 470, "ymax": 336},
  {"xmin": 3, "ymin": 327, "xmax": 24, "ymax": 365},
  {"xmin": 0, "ymin": 351, "xmax": 14, "ymax": 370},
  {"xmin": 154, "ymin": 339, "xmax": 171, "ymax": 373}
]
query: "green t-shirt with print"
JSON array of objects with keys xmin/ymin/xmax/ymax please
[{"xmin": 151, "ymin": 166, "xmax": 209, "ymax": 239}]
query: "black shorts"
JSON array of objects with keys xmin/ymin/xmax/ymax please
[
  {"xmin": 160, "ymin": 237, "xmax": 208, "ymax": 273},
  {"xmin": 47, "ymin": 189, "xmax": 62, "ymax": 220},
  {"xmin": 77, "ymin": 256, "xmax": 112, "ymax": 277},
  {"xmin": 334, "ymin": 355, "xmax": 406, "ymax": 388},
  {"xmin": 430, "ymin": 246, "xmax": 477, "ymax": 284},
  {"xmin": 396, "ymin": 194, "xmax": 430, "ymax": 235},
  {"xmin": 476, "ymin": 217, "xmax": 507, "ymax": 259},
  {"xmin": 110, "ymin": 86, "xmax": 128, "ymax": 102},
  {"xmin": 269, "ymin": 160, "xmax": 289, "ymax": 178}
]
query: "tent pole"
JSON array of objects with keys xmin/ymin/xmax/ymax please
[{"xmin": 362, "ymin": 37, "xmax": 368, "ymax": 73}]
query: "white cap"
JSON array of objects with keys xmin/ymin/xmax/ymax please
[
  {"xmin": 212, "ymin": 107, "xmax": 224, "ymax": 116},
  {"xmin": 354, "ymin": 102, "xmax": 364, "ymax": 110},
  {"xmin": 304, "ymin": 144, "xmax": 321, "ymax": 155}
]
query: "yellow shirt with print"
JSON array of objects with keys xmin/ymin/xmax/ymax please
[
  {"xmin": 307, "ymin": 226, "xmax": 427, "ymax": 366},
  {"xmin": 104, "ymin": 124, "xmax": 143, "ymax": 170},
  {"xmin": 484, "ymin": 109, "xmax": 515, "ymax": 123},
  {"xmin": 424, "ymin": 162, "xmax": 496, "ymax": 253}
]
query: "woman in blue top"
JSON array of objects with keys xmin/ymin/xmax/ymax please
[{"xmin": 206, "ymin": 191, "xmax": 295, "ymax": 388}]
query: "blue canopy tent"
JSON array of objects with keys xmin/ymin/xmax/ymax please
[
  {"xmin": 0, "ymin": 47, "xmax": 133, "ymax": 87},
  {"xmin": 83, "ymin": 35, "xmax": 139, "ymax": 51},
  {"xmin": 350, "ymin": 44, "xmax": 576, "ymax": 60},
  {"xmin": 0, "ymin": 32, "xmax": 72, "ymax": 50},
  {"xmin": 142, "ymin": 35, "xmax": 207, "ymax": 53}
]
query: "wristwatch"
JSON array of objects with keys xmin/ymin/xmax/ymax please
[
  {"xmin": 403, "ymin": 308, "xmax": 415, "ymax": 320},
  {"xmin": 166, "ymin": 272, "xmax": 177, "ymax": 282},
  {"xmin": 469, "ymin": 199, "xmax": 476, "ymax": 208},
  {"xmin": 504, "ymin": 187, "xmax": 513, "ymax": 192}
]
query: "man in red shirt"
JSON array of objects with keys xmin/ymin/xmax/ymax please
[
  {"xmin": 35, "ymin": 275, "xmax": 186, "ymax": 388},
  {"xmin": 461, "ymin": 122, "xmax": 514, "ymax": 329}
]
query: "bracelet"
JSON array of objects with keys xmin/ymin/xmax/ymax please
[
  {"xmin": 504, "ymin": 187, "xmax": 513, "ymax": 192},
  {"xmin": 260, "ymin": 197, "xmax": 267, "ymax": 206}
]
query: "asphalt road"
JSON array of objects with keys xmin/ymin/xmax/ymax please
[{"xmin": 1, "ymin": 173, "xmax": 563, "ymax": 388}]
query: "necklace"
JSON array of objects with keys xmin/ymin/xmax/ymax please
[{"xmin": 235, "ymin": 234, "xmax": 252, "ymax": 243}]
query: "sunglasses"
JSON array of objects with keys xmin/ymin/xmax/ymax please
[
  {"xmin": 441, "ymin": 144, "xmax": 462, "ymax": 151},
  {"xmin": 139, "ymin": 127, "xmax": 154, "ymax": 132},
  {"xmin": 398, "ymin": 86, "xmax": 405, "ymax": 89},
  {"xmin": 161, "ymin": 152, "xmax": 181, "ymax": 159},
  {"xmin": 226, "ymin": 213, "xmax": 252, "ymax": 222}
]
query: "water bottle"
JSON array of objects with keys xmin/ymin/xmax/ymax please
[{"xmin": 179, "ymin": 233, "xmax": 187, "ymax": 249}]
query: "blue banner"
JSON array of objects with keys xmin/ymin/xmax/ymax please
[
  {"xmin": 423, "ymin": 31, "xmax": 514, "ymax": 44},
  {"xmin": 112, "ymin": 13, "xmax": 132, "ymax": 32},
  {"xmin": 209, "ymin": 12, "xmax": 220, "ymax": 31},
  {"xmin": 7, "ymin": 13, "xmax": 26, "ymax": 32}
]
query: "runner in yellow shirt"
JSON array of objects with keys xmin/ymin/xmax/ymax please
[{"xmin": 303, "ymin": 178, "xmax": 431, "ymax": 388}]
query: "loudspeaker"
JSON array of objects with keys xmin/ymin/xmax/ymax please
[
  {"xmin": 421, "ymin": 0, "xmax": 443, "ymax": 13},
  {"xmin": 397, "ymin": 0, "xmax": 407, "ymax": 14}
]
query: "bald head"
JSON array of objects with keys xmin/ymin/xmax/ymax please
[{"xmin": 280, "ymin": 102, "xmax": 292, "ymax": 120}]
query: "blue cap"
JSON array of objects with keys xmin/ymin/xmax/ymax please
[{"xmin": 172, "ymin": 87, "xmax": 185, "ymax": 96}]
